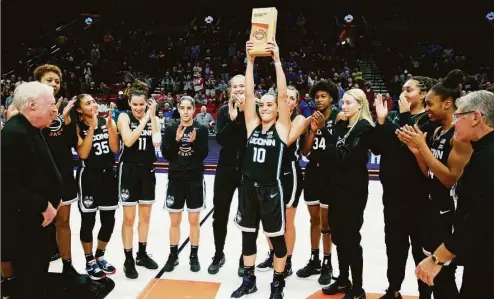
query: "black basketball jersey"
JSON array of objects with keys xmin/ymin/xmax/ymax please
[
  {"xmin": 79, "ymin": 118, "xmax": 115, "ymax": 169},
  {"xmin": 307, "ymin": 109, "xmax": 339, "ymax": 165},
  {"xmin": 282, "ymin": 112, "xmax": 302, "ymax": 167},
  {"xmin": 119, "ymin": 112, "xmax": 156, "ymax": 164},
  {"xmin": 428, "ymin": 126, "xmax": 455, "ymax": 200},
  {"xmin": 243, "ymin": 124, "xmax": 286, "ymax": 184}
]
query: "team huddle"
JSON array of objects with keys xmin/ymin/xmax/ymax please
[{"xmin": 2, "ymin": 39, "xmax": 492, "ymax": 299}]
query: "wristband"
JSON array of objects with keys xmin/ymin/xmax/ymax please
[
  {"xmin": 152, "ymin": 132, "xmax": 162, "ymax": 144},
  {"xmin": 274, "ymin": 62, "xmax": 282, "ymax": 66}
]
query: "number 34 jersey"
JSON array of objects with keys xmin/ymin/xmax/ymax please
[
  {"xmin": 79, "ymin": 117, "xmax": 115, "ymax": 169},
  {"xmin": 119, "ymin": 112, "xmax": 156, "ymax": 165},
  {"xmin": 307, "ymin": 109, "xmax": 339, "ymax": 166},
  {"xmin": 243, "ymin": 124, "xmax": 286, "ymax": 184}
]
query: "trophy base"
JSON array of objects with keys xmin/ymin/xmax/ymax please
[{"xmin": 248, "ymin": 47, "xmax": 272, "ymax": 57}]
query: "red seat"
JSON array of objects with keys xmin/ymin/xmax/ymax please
[{"xmin": 207, "ymin": 107, "xmax": 214, "ymax": 113}]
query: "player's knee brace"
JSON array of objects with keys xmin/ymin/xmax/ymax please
[
  {"xmin": 269, "ymin": 236, "xmax": 287, "ymax": 258},
  {"xmin": 98, "ymin": 211, "xmax": 116, "ymax": 242},
  {"xmin": 80, "ymin": 213, "xmax": 96, "ymax": 243},
  {"xmin": 242, "ymin": 231, "xmax": 258, "ymax": 256},
  {"xmin": 321, "ymin": 229, "xmax": 331, "ymax": 236}
]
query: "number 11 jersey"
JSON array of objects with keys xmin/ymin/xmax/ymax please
[
  {"xmin": 119, "ymin": 112, "xmax": 156, "ymax": 165},
  {"xmin": 243, "ymin": 124, "xmax": 286, "ymax": 184}
]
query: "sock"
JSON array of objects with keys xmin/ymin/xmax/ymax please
[
  {"xmin": 95, "ymin": 249, "xmax": 105, "ymax": 259},
  {"xmin": 5, "ymin": 276, "xmax": 15, "ymax": 281},
  {"xmin": 323, "ymin": 253, "xmax": 332, "ymax": 268},
  {"xmin": 311, "ymin": 248, "xmax": 320, "ymax": 262},
  {"xmin": 138, "ymin": 242, "xmax": 147, "ymax": 255},
  {"xmin": 85, "ymin": 253, "xmax": 95, "ymax": 264},
  {"xmin": 244, "ymin": 265, "xmax": 255, "ymax": 278},
  {"xmin": 273, "ymin": 271, "xmax": 284, "ymax": 283},
  {"xmin": 191, "ymin": 245, "xmax": 198, "ymax": 257},
  {"xmin": 286, "ymin": 255, "xmax": 292, "ymax": 264},
  {"xmin": 62, "ymin": 259, "xmax": 72, "ymax": 269},
  {"xmin": 124, "ymin": 248, "xmax": 133, "ymax": 261},
  {"xmin": 170, "ymin": 245, "xmax": 178, "ymax": 256}
]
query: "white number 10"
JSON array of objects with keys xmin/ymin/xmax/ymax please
[{"xmin": 253, "ymin": 147, "xmax": 266, "ymax": 163}]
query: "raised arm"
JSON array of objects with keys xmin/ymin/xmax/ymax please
[
  {"xmin": 244, "ymin": 41, "xmax": 260, "ymax": 136},
  {"xmin": 270, "ymin": 41, "xmax": 290, "ymax": 144},
  {"xmin": 117, "ymin": 112, "xmax": 149, "ymax": 148}
]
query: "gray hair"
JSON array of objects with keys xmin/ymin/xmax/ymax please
[
  {"xmin": 13, "ymin": 81, "xmax": 53, "ymax": 111},
  {"xmin": 456, "ymin": 90, "xmax": 494, "ymax": 127}
]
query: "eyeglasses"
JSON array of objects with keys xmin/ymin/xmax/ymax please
[{"xmin": 453, "ymin": 111, "xmax": 483, "ymax": 122}]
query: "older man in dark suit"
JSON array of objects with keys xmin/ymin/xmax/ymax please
[{"xmin": 1, "ymin": 81, "xmax": 63, "ymax": 299}]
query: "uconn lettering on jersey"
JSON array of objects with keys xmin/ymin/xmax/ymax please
[
  {"xmin": 249, "ymin": 137, "xmax": 276, "ymax": 147},
  {"xmin": 130, "ymin": 123, "xmax": 152, "ymax": 136}
]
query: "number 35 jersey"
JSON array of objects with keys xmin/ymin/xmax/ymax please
[
  {"xmin": 243, "ymin": 124, "xmax": 286, "ymax": 184},
  {"xmin": 79, "ymin": 117, "xmax": 115, "ymax": 169},
  {"xmin": 307, "ymin": 109, "xmax": 339, "ymax": 166},
  {"xmin": 119, "ymin": 112, "xmax": 157, "ymax": 165}
]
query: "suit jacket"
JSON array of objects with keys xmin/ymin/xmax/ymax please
[{"xmin": 1, "ymin": 114, "xmax": 63, "ymax": 226}]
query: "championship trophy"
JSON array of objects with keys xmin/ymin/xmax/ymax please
[{"xmin": 248, "ymin": 7, "xmax": 278, "ymax": 57}]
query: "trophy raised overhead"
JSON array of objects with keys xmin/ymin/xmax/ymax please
[{"xmin": 248, "ymin": 7, "xmax": 278, "ymax": 57}]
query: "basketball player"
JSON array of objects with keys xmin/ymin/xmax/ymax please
[
  {"xmin": 256, "ymin": 86, "xmax": 309, "ymax": 277},
  {"xmin": 321, "ymin": 89, "xmax": 375, "ymax": 299},
  {"xmin": 161, "ymin": 96, "xmax": 209, "ymax": 272},
  {"xmin": 117, "ymin": 89, "xmax": 161, "ymax": 279},
  {"xmin": 396, "ymin": 70, "xmax": 472, "ymax": 298},
  {"xmin": 75, "ymin": 94, "xmax": 119, "ymax": 280},
  {"xmin": 231, "ymin": 40, "xmax": 289, "ymax": 299},
  {"xmin": 208, "ymin": 74, "xmax": 247, "ymax": 276},
  {"xmin": 298, "ymin": 80, "xmax": 344, "ymax": 285},
  {"xmin": 373, "ymin": 76, "xmax": 438, "ymax": 299},
  {"xmin": 34, "ymin": 65, "xmax": 81, "ymax": 278}
]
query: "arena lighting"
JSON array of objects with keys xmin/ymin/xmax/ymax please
[
  {"xmin": 344, "ymin": 14, "xmax": 354, "ymax": 24},
  {"xmin": 205, "ymin": 16, "xmax": 214, "ymax": 24},
  {"xmin": 487, "ymin": 12, "xmax": 494, "ymax": 22},
  {"xmin": 85, "ymin": 17, "xmax": 93, "ymax": 25}
]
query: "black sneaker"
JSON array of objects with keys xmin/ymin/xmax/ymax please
[
  {"xmin": 269, "ymin": 280, "xmax": 285, "ymax": 299},
  {"xmin": 231, "ymin": 275, "xmax": 257, "ymax": 298},
  {"xmin": 256, "ymin": 251, "xmax": 274, "ymax": 272},
  {"xmin": 238, "ymin": 255, "xmax": 245, "ymax": 277},
  {"xmin": 296, "ymin": 260, "xmax": 321, "ymax": 278},
  {"xmin": 123, "ymin": 259, "xmax": 139, "ymax": 279},
  {"xmin": 322, "ymin": 278, "xmax": 352, "ymax": 295},
  {"xmin": 190, "ymin": 255, "xmax": 201, "ymax": 272},
  {"xmin": 163, "ymin": 253, "xmax": 179, "ymax": 272},
  {"xmin": 86, "ymin": 260, "xmax": 106, "ymax": 280},
  {"xmin": 379, "ymin": 289, "xmax": 402, "ymax": 299},
  {"xmin": 342, "ymin": 288, "xmax": 366, "ymax": 299},
  {"xmin": 49, "ymin": 251, "xmax": 61, "ymax": 262},
  {"xmin": 62, "ymin": 263, "xmax": 85, "ymax": 284},
  {"xmin": 136, "ymin": 253, "xmax": 159, "ymax": 270},
  {"xmin": 318, "ymin": 264, "xmax": 333, "ymax": 285},
  {"xmin": 207, "ymin": 252, "xmax": 225, "ymax": 274},
  {"xmin": 283, "ymin": 261, "xmax": 293, "ymax": 278},
  {"xmin": 97, "ymin": 256, "xmax": 116, "ymax": 275}
]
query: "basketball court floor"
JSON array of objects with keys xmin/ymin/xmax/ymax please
[{"xmin": 48, "ymin": 173, "xmax": 463, "ymax": 298}]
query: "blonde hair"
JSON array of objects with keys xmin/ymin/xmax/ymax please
[
  {"xmin": 228, "ymin": 74, "xmax": 245, "ymax": 101},
  {"xmin": 342, "ymin": 89, "xmax": 374, "ymax": 137}
]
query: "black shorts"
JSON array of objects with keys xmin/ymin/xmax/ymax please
[
  {"xmin": 281, "ymin": 162, "xmax": 303, "ymax": 208},
  {"xmin": 165, "ymin": 178, "xmax": 206, "ymax": 212},
  {"xmin": 304, "ymin": 162, "xmax": 331, "ymax": 208},
  {"xmin": 118, "ymin": 162, "xmax": 156, "ymax": 206},
  {"xmin": 422, "ymin": 194, "xmax": 456, "ymax": 255},
  {"xmin": 235, "ymin": 177, "xmax": 285, "ymax": 237},
  {"xmin": 60, "ymin": 167, "xmax": 78, "ymax": 206},
  {"xmin": 76, "ymin": 167, "xmax": 118, "ymax": 213}
]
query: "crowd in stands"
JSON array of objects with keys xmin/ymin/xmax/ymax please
[{"xmin": 2, "ymin": 12, "xmax": 493, "ymax": 132}]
